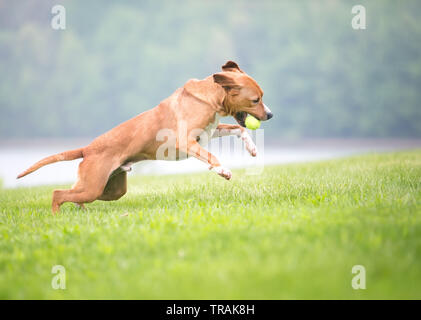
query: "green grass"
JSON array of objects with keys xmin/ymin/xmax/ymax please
[{"xmin": 0, "ymin": 151, "xmax": 420, "ymax": 299}]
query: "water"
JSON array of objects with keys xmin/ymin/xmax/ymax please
[{"xmin": 0, "ymin": 138, "xmax": 419, "ymax": 188}]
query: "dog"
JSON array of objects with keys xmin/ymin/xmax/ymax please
[{"xmin": 17, "ymin": 61, "xmax": 273, "ymax": 214}]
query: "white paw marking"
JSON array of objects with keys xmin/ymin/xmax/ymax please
[
  {"xmin": 211, "ymin": 166, "xmax": 232, "ymax": 180},
  {"xmin": 120, "ymin": 162, "xmax": 133, "ymax": 172},
  {"xmin": 241, "ymin": 132, "xmax": 257, "ymax": 157}
]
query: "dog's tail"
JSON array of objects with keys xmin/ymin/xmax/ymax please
[{"xmin": 16, "ymin": 148, "xmax": 84, "ymax": 179}]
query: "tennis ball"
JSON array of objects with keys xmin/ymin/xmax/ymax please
[{"xmin": 245, "ymin": 114, "xmax": 261, "ymax": 130}]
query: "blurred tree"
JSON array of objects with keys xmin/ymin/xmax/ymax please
[{"xmin": 0, "ymin": 0, "xmax": 420, "ymax": 138}]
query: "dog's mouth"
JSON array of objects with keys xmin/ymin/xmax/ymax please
[{"xmin": 234, "ymin": 112, "xmax": 248, "ymax": 127}]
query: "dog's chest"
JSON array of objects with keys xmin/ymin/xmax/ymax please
[{"xmin": 155, "ymin": 113, "xmax": 220, "ymax": 161}]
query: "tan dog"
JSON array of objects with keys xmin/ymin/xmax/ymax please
[{"xmin": 17, "ymin": 61, "xmax": 273, "ymax": 214}]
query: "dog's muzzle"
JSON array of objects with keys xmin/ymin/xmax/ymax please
[
  {"xmin": 234, "ymin": 112, "xmax": 248, "ymax": 127},
  {"xmin": 264, "ymin": 104, "xmax": 273, "ymax": 120},
  {"xmin": 234, "ymin": 104, "xmax": 273, "ymax": 127}
]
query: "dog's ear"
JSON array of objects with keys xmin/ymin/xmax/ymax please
[
  {"xmin": 222, "ymin": 60, "xmax": 243, "ymax": 73},
  {"xmin": 213, "ymin": 73, "xmax": 241, "ymax": 93}
]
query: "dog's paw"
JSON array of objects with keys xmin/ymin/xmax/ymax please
[
  {"xmin": 211, "ymin": 166, "xmax": 232, "ymax": 180},
  {"xmin": 241, "ymin": 132, "xmax": 257, "ymax": 157}
]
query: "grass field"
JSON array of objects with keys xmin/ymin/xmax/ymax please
[{"xmin": 0, "ymin": 151, "xmax": 420, "ymax": 299}]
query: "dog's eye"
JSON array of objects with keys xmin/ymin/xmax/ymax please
[{"xmin": 252, "ymin": 98, "xmax": 260, "ymax": 104}]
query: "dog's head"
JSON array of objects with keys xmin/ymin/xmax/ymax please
[{"xmin": 213, "ymin": 61, "xmax": 273, "ymax": 127}]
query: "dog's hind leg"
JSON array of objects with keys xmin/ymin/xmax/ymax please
[
  {"xmin": 98, "ymin": 169, "xmax": 127, "ymax": 201},
  {"xmin": 51, "ymin": 156, "xmax": 115, "ymax": 214}
]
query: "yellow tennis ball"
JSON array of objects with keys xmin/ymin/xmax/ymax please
[{"xmin": 245, "ymin": 115, "xmax": 261, "ymax": 130}]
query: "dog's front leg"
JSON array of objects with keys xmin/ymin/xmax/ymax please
[
  {"xmin": 212, "ymin": 124, "xmax": 257, "ymax": 157},
  {"xmin": 178, "ymin": 139, "xmax": 232, "ymax": 180}
]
